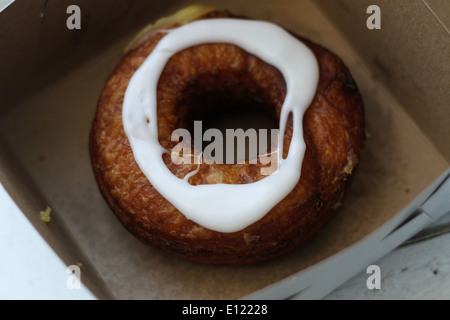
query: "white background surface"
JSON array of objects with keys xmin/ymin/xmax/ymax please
[
  {"xmin": 0, "ymin": 183, "xmax": 95, "ymax": 300},
  {"xmin": 1, "ymin": 181, "xmax": 449, "ymax": 300},
  {"xmin": 326, "ymin": 231, "xmax": 450, "ymax": 299}
]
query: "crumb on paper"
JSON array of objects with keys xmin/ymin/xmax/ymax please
[{"xmin": 39, "ymin": 206, "xmax": 51, "ymax": 223}]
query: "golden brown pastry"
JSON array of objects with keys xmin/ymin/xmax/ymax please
[{"xmin": 89, "ymin": 6, "xmax": 365, "ymax": 264}]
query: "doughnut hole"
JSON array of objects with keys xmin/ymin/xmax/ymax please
[
  {"xmin": 179, "ymin": 76, "xmax": 278, "ymax": 163},
  {"xmin": 156, "ymin": 43, "xmax": 290, "ymax": 185}
]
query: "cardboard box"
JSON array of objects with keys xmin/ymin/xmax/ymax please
[{"xmin": 0, "ymin": 0, "xmax": 448, "ymax": 299}]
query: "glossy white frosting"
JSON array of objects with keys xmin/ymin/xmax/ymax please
[{"xmin": 122, "ymin": 18, "xmax": 319, "ymax": 233}]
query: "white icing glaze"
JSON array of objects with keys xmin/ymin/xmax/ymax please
[{"xmin": 122, "ymin": 18, "xmax": 319, "ymax": 233}]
